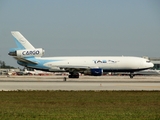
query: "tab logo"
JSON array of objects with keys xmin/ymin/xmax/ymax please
[
  {"xmin": 93, "ymin": 60, "xmax": 107, "ymax": 64},
  {"xmin": 93, "ymin": 60, "xmax": 119, "ymax": 64}
]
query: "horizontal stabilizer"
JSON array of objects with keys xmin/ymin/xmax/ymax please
[{"xmin": 14, "ymin": 57, "xmax": 38, "ymax": 64}]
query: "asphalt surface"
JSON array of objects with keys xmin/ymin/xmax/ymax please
[{"xmin": 0, "ymin": 75, "xmax": 160, "ymax": 91}]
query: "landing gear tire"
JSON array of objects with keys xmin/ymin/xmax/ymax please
[
  {"xmin": 129, "ymin": 74, "xmax": 134, "ymax": 79},
  {"xmin": 68, "ymin": 72, "xmax": 79, "ymax": 78},
  {"xmin": 68, "ymin": 75, "xmax": 79, "ymax": 78}
]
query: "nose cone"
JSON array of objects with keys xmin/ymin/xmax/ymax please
[
  {"xmin": 143, "ymin": 60, "xmax": 154, "ymax": 69},
  {"xmin": 146, "ymin": 61, "xmax": 154, "ymax": 68},
  {"xmin": 150, "ymin": 62, "xmax": 154, "ymax": 68}
]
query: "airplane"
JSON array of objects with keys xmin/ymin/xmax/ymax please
[{"xmin": 8, "ymin": 31, "xmax": 154, "ymax": 79}]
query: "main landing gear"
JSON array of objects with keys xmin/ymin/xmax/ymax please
[
  {"xmin": 63, "ymin": 71, "xmax": 79, "ymax": 81},
  {"xmin": 68, "ymin": 71, "xmax": 79, "ymax": 78}
]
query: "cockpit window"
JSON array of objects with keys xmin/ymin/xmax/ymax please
[{"xmin": 146, "ymin": 60, "xmax": 151, "ymax": 63}]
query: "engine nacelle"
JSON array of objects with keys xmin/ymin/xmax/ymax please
[
  {"xmin": 84, "ymin": 68, "xmax": 103, "ymax": 76},
  {"xmin": 8, "ymin": 48, "xmax": 45, "ymax": 57}
]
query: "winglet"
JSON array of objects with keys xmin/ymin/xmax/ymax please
[{"xmin": 11, "ymin": 31, "xmax": 35, "ymax": 49}]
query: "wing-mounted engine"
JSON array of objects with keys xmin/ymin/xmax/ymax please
[
  {"xmin": 84, "ymin": 68, "xmax": 103, "ymax": 76},
  {"xmin": 8, "ymin": 48, "xmax": 45, "ymax": 57}
]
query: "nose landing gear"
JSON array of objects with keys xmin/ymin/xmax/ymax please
[{"xmin": 129, "ymin": 73, "xmax": 135, "ymax": 78}]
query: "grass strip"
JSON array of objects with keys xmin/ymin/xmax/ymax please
[{"xmin": 0, "ymin": 91, "xmax": 159, "ymax": 120}]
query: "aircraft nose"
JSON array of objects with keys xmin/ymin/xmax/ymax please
[
  {"xmin": 147, "ymin": 62, "xmax": 154, "ymax": 68},
  {"xmin": 144, "ymin": 60, "xmax": 154, "ymax": 68},
  {"xmin": 151, "ymin": 62, "xmax": 154, "ymax": 68}
]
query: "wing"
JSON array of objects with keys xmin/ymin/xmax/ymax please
[{"xmin": 57, "ymin": 65, "xmax": 99, "ymax": 72}]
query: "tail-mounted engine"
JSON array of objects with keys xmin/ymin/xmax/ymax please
[{"xmin": 8, "ymin": 48, "xmax": 45, "ymax": 57}]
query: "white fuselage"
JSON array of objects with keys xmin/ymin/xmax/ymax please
[{"xmin": 29, "ymin": 56, "xmax": 154, "ymax": 72}]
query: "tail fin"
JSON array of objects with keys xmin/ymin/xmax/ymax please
[
  {"xmin": 9, "ymin": 31, "xmax": 45, "ymax": 58},
  {"xmin": 11, "ymin": 31, "xmax": 35, "ymax": 49}
]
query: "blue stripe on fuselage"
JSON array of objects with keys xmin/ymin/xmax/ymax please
[{"xmin": 18, "ymin": 57, "xmax": 64, "ymax": 69}]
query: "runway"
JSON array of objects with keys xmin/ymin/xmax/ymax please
[{"xmin": 0, "ymin": 76, "xmax": 160, "ymax": 91}]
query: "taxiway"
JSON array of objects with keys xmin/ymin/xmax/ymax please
[{"xmin": 0, "ymin": 76, "xmax": 160, "ymax": 91}]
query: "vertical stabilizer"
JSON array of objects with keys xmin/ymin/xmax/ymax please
[{"xmin": 11, "ymin": 31, "xmax": 35, "ymax": 49}]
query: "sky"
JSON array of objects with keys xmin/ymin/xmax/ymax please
[{"xmin": 0, "ymin": 0, "xmax": 160, "ymax": 68}]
